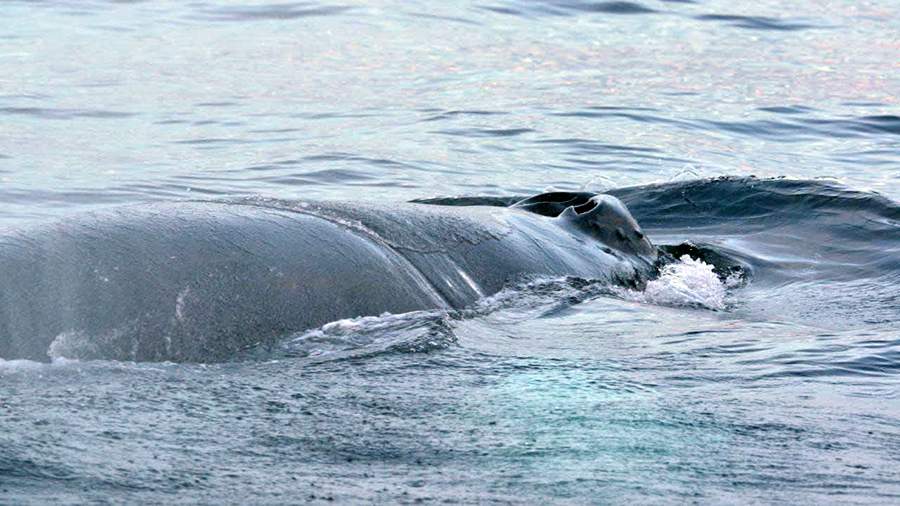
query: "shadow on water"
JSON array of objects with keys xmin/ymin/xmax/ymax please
[
  {"xmin": 693, "ymin": 14, "xmax": 822, "ymax": 31},
  {"xmin": 480, "ymin": 0, "xmax": 657, "ymax": 17},
  {"xmin": 0, "ymin": 106, "xmax": 137, "ymax": 120},
  {"xmin": 551, "ymin": 108, "xmax": 900, "ymax": 141},
  {"xmin": 479, "ymin": 0, "xmax": 828, "ymax": 32},
  {"xmin": 187, "ymin": 2, "xmax": 356, "ymax": 22}
]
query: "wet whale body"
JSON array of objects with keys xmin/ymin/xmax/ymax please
[{"xmin": 0, "ymin": 192, "xmax": 657, "ymax": 362}]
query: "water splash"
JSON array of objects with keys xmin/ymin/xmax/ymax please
[
  {"xmin": 262, "ymin": 309, "xmax": 458, "ymax": 361},
  {"xmin": 0, "ymin": 356, "xmax": 78, "ymax": 373},
  {"xmin": 615, "ymin": 255, "xmax": 740, "ymax": 310}
]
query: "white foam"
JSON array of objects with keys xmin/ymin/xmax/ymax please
[
  {"xmin": 0, "ymin": 358, "xmax": 45, "ymax": 372},
  {"xmin": 616, "ymin": 255, "xmax": 735, "ymax": 310},
  {"xmin": 319, "ymin": 311, "xmax": 412, "ymax": 334},
  {"xmin": 0, "ymin": 356, "xmax": 78, "ymax": 373}
]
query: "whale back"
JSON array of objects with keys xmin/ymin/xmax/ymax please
[
  {"xmin": 288, "ymin": 196, "xmax": 659, "ymax": 308},
  {"xmin": 0, "ymin": 203, "xmax": 448, "ymax": 362},
  {"xmin": 0, "ymin": 194, "xmax": 658, "ymax": 362}
]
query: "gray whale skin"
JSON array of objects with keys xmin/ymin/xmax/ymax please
[{"xmin": 0, "ymin": 192, "xmax": 657, "ymax": 362}]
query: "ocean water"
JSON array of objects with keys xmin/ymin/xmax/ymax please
[{"xmin": 1, "ymin": 0, "xmax": 899, "ymax": 503}]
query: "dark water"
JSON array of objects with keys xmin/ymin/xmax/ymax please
[{"xmin": 2, "ymin": 0, "xmax": 899, "ymax": 503}]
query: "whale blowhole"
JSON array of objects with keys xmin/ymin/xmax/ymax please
[
  {"xmin": 510, "ymin": 191, "xmax": 596, "ymax": 218},
  {"xmin": 572, "ymin": 199, "xmax": 598, "ymax": 215},
  {"xmin": 513, "ymin": 192, "xmax": 656, "ymax": 259}
]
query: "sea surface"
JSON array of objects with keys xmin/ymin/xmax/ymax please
[{"xmin": 1, "ymin": 0, "xmax": 899, "ymax": 503}]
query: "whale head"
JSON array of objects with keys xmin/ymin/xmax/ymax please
[{"xmin": 512, "ymin": 192, "xmax": 656, "ymax": 258}]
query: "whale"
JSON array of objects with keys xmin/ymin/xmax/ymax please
[{"xmin": 0, "ymin": 192, "xmax": 657, "ymax": 362}]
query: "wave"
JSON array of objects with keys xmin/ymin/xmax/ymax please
[
  {"xmin": 610, "ymin": 176, "xmax": 900, "ymax": 229},
  {"xmin": 421, "ymin": 176, "xmax": 899, "ymax": 282},
  {"xmin": 421, "ymin": 176, "xmax": 900, "ymax": 329}
]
